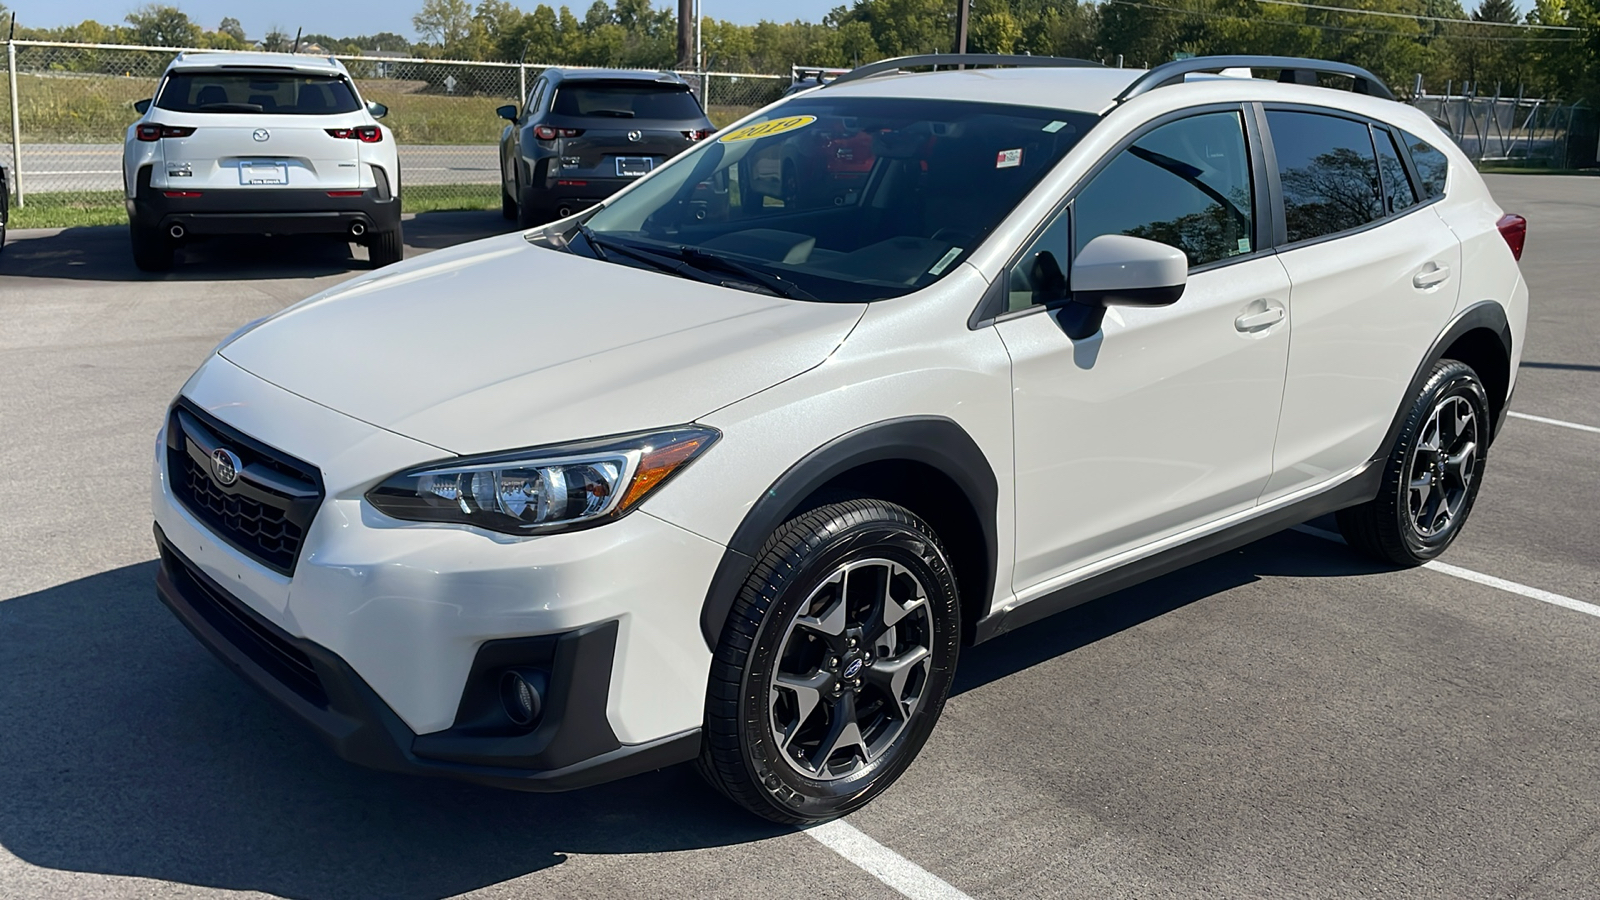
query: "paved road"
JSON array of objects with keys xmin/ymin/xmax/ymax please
[
  {"xmin": 0, "ymin": 176, "xmax": 1596, "ymax": 899},
  {"xmin": 0, "ymin": 143, "xmax": 498, "ymax": 193}
]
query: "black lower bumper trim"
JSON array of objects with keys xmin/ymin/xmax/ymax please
[
  {"xmin": 153, "ymin": 523, "xmax": 700, "ymax": 791},
  {"xmin": 132, "ymin": 187, "xmax": 401, "ymax": 237}
]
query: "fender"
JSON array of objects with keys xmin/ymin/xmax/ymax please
[
  {"xmin": 698, "ymin": 416, "xmax": 999, "ymax": 650},
  {"xmin": 1374, "ymin": 300, "xmax": 1512, "ymax": 460}
]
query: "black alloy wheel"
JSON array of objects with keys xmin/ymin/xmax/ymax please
[
  {"xmin": 699, "ymin": 499, "xmax": 960, "ymax": 824},
  {"xmin": 1337, "ymin": 359, "xmax": 1491, "ymax": 565}
]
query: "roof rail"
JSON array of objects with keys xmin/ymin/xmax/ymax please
[
  {"xmin": 1116, "ymin": 55, "xmax": 1396, "ymax": 103},
  {"xmin": 828, "ymin": 53, "xmax": 1103, "ymax": 88}
]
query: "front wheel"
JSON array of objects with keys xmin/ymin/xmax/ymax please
[
  {"xmin": 698, "ymin": 499, "xmax": 961, "ymax": 824},
  {"xmin": 1337, "ymin": 359, "xmax": 1490, "ymax": 566}
]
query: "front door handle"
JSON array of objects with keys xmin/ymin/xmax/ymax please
[
  {"xmin": 1414, "ymin": 263, "xmax": 1451, "ymax": 289},
  {"xmin": 1235, "ymin": 303, "xmax": 1286, "ymax": 332}
]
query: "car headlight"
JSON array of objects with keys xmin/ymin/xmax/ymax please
[{"xmin": 366, "ymin": 426, "xmax": 719, "ymax": 535}]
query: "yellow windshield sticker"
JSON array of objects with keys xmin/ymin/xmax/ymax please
[{"xmin": 718, "ymin": 115, "xmax": 817, "ymax": 144}]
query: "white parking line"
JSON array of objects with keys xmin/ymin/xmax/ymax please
[
  {"xmin": 805, "ymin": 820, "xmax": 974, "ymax": 900},
  {"xmin": 1507, "ymin": 411, "xmax": 1600, "ymax": 435},
  {"xmin": 1291, "ymin": 524, "xmax": 1600, "ymax": 619}
]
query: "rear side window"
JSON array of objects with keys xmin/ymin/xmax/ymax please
[
  {"xmin": 1402, "ymin": 130, "xmax": 1449, "ymax": 198},
  {"xmin": 1073, "ymin": 111, "xmax": 1256, "ymax": 269},
  {"xmin": 1267, "ymin": 111, "xmax": 1383, "ymax": 244},
  {"xmin": 552, "ymin": 82, "xmax": 703, "ymax": 119},
  {"xmin": 1376, "ymin": 129, "xmax": 1418, "ymax": 213},
  {"xmin": 156, "ymin": 72, "xmax": 361, "ymax": 115}
]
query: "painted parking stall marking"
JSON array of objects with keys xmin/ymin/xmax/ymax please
[
  {"xmin": 805, "ymin": 820, "xmax": 974, "ymax": 900},
  {"xmin": 1292, "ymin": 525, "xmax": 1600, "ymax": 619},
  {"xmin": 1507, "ymin": 410, "xmax": 1600, "ymax": 435}
]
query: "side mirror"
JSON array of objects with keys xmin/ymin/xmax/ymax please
[
  {"xmin": 367, "ymin": 101, "xmax": 388, "ymax": 119},
  {"xmin": 1054, "ymin": 234, "xmax": 1187, "ymax": 339},
  {"xmin": 496, "ymin": 104, "xmax": 518, "ymax": 122},
  {"xmin": 134, "ymin": 98, "xmax": 152, "ymax": 115}
]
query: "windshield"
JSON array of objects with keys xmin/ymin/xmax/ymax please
[
  {"xmin": 552, "ymin": 82, "xmax": 703, "ymax": 119},
  {"xmin": 579, "ymin": 96, "xmax": 1097, "ymax": 302},
  {"xmin": 156, "ymin": 72, "xmax": 361, "ymax": 115}
]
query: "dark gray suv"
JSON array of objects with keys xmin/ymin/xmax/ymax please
[{"xmin": 497, "ymin": 69, "xmax": 715, "ymax": 228}]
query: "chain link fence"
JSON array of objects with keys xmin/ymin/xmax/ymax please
[
  {"xmin": 1410, "ymin": 91, "xmax": 1595, "ymax": 169},
  {"xmin": 1, "ymin": 39, "xmax": 786, "ymax": 228}
]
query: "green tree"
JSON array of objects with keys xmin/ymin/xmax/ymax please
[
  {"xmin": 125, "ymin": 4, "xmax": 201, "ymax": 47},
  {"xmin": 218, "ymin": 16, "xmax": 246, "ymax": 42},
  {"xmin": 414, "ymin": 0, "xmax": 476, "ymax": 47}
]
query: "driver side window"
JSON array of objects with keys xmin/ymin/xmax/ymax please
[{"xmin": 1006, "ymin": 111, "xmax": 1255, "ymax": 312}]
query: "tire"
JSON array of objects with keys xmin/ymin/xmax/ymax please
[
  {"xmin": 698, "ymin": 499, "xmax": 961, "ymax": 824},
  {"xmin": 1336, "ymin": 359, "xmax": 1491, "ymax": 566},
  {"xmin": 516, "ymin": 185, "xmax": 545, "ymax": 229},
  {"xmin": 129, "ymin": 222, "xmax": 173, "ymax": 272},
  {"xmin": 501, "ymin": 184, "xmax": 518, "ymax": 220},
  {"xmin": 367, "ymin": 225, "xmax": 404, "ymax": 268}
]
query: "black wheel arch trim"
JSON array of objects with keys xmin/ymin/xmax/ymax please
[
  {"xmin": 698, "ymin": 416, "xmax": 999, "ymax": 650},
  {"xmin": 1376, "ymin": 299, "xmax": 1513, "ymax": 459}
]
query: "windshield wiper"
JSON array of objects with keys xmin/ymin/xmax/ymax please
[{"xmin": 666, "ymin": 246, "xmax": 818, "ymax": 301}]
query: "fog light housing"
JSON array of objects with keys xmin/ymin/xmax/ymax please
[{"xmin": 500, "ymin": 669, "xmax": 547, "ymax": 727}]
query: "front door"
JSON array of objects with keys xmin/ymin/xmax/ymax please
[{"xmin": 995, "ymin": 109, "xmax": 1293, "ymax": 595}]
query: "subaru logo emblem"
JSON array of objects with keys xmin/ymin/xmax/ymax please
[
  {"xmin": 627, "ymin": 130, "xmax": 643, "ymax": 142},
  {"xmin": 210, "ymin": 448, "xmax": 242, "ymax": 486},
  {"xmin": 843, "ymin": 659, "xmax": 864, "ymax": 679},
  {"xmin": 252, "ymin": 128, "xmax": 270, "ymax": 142}
]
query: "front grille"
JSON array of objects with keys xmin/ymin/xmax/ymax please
[
  {"xmin": 166, "ymin": 400, "xmax": 324, "ymax": 576},
  {"xmin": 160, "ymin": 542, "xmax": 328, "ymax": 707}
]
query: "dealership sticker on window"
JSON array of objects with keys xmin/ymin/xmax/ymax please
[
  {"xmin": 928, "ymin": 247, "xmax": 963, "ymax": 276},
  {"xmin": 996, "ymin": 148, "xmax": 1023, "ymax": 168},
  {"xmin": 718, "ymin": 115, "xmax": 817, "ymax": 144}
]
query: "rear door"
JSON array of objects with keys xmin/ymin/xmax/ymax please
[
  {"xmin": 152, "ymin": 69, "xmax": 367, "ymax": 191},
  {"xmin": 1260, "ymin": 108, "xmax": 1461, "ymax": 500}
]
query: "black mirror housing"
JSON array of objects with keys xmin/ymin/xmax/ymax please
[
  {"xmin": 367, "ymin": 101, "xmax": 389, "ymax": 119},
  {"xmin": 134, "ymin": 98, "xmax": 152, "ymax": 115},
  {"xmin": 496, "ymin": 104, "xmax": 518, "ymax": 122}
]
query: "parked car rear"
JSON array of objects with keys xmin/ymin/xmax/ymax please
[{"xmin": 497, "ymin": 69, "xmax": 714, "ymax": 227}]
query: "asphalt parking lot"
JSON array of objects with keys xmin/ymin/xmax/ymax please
[{"xmin": 0, "ymin": 174, "xmax": 1596, "ymax": 899}]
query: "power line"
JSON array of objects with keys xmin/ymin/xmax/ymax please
[
  {"xmin": 1250, "ymin": 0, "xmax": 1582, "ymax": 31},
  {"xmin": 1102, "ymin": 0, "xmax": 1582, "ymax": 41}
]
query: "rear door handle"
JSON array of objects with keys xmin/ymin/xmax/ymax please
[
  {"xmin": 1235, "ymin": 303, "xmax": 1285, "ymax": 332},
  {"xmin": 1414, "ymin": 264, "xmax": 1451, "ymax": 289}
]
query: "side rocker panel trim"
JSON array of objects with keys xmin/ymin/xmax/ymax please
[{"xmin": 698, "ymin": 416, "xmax": 998, "ymax": 650}]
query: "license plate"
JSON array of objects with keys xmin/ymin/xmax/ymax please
[
  {"xmin": 239, "ymin": 161, "xmax": 288, "ymax": 185},
  {"xmin": 616, "ymin": 156, "xmax": 654, "ymax": 178}
]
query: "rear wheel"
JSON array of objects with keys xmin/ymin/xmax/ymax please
[
  {"xmin": 366, "ymin": 224, "xmax": 404, "ymax": 268},
  {"xmin": 698, "ymin": 499, "xmax": 960, "ymax": 824},
  {"xmin": 516, "ymin": 185, "xmax": 545, "ymax": 229},
  {"xmin": 129, "ymin": 222, "xmax": 174, "ymax": 272},
  {"xmin": 501, "ymin": 177, "xmax": 518, "ymax": 220},
  {"xmin": 1337, "ymin": 359, "xmax": 1490, "ymax": 566}
]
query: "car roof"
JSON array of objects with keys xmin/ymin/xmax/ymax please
[
  {"xmin": 166, "ymin": 51, "xmax": 348, "ymax": 75},
  {"xmin": 546, "ymin": 68, "xmax": 687, "ymax": 85},
  {"xmin": 821, "ymin": 66, "xmax": 1144, "ymax": 114}
]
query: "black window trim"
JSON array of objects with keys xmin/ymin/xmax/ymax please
[
  {"xmin": 1260, "ymin": 102, "xmax": 1442, "ymax": 255},
  {"xmin": 1391, "ymin": 125, "xmax": 1449, "ymax": 208},
  {"xmin": 972, "ymin": 101, "xmax": 1273, "ymax": 328}
]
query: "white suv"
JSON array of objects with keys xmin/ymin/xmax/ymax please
[
  {"xmin": 151, "ymin": 55, "xmax": 1528, "ymax": 823},
  {"xmin": 123, "ymin": 52, "xmax": 403, "ymax": 271}
]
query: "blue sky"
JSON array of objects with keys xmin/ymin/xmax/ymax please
[{"xmin": 3, "ymin": 0, "xmax": 846, "ymax": 42}]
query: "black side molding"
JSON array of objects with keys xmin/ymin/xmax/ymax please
[
  {"xmin": 1376, "ymin": 300, "xmax": 1513, "ymax": 457},
  {"xmin": 698, "ymin": 416, "xmax": 998, "ymax": 650}
]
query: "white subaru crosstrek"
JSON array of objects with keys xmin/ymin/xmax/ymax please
[
  {"xmin": 123, "ymin": 52, "xmax": 402, "ymax": 272},
  {"xmin": 152, "ymin": 54, "xmax": 1528, "ymax": 823}
]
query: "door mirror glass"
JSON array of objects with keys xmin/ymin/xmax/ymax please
[
  {"xmin": 496, "ymin": 104, "xmax": 517, "ymax": 122},
  {"xmin": 367, "ymin": 101, "xmax": 389, "ymax": 119},
  {"xmin": 134, "ymin": 98, "xmax": 152, "ymax": 115},
  {"xmin": 1056, "ymin": 235, "xmax": 1187, "ymax": 338}
]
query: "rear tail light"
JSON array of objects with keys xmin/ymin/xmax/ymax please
[
  {"xmin": 1496, "ymin": 214, "xmax": 1526, "ymax": 261},
  {"xmin": 533, "ymin": 125, "xmax": 583, "ymax": 141},
  {"xmin": 137, "ymin": 124, "xmax": 196, "ymax": 141},
  {"xmin": 683, "ymin": 128, "xmax": 714, "ymax": 141},
  {"xmin": 326, "ymin": 126, "xmax": 384, "ymax": 143}
]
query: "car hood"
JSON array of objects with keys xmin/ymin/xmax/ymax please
[{"xmin": 220, "ymin": 232, "xmax": 866, "ymax": 456}]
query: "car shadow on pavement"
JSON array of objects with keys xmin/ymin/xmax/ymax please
[
  {"xmin": 953, "ymin": 524, "xmax": 1400, "ymax": 697},
  {"xmin": 0, "ymin": 211, "xmax": 513, "ymax": 283},
  {"xmin": 0, "ymin": 561, "xmax": 786, "ymax": 900}
]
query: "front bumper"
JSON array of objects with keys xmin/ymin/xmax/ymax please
[
  {"xmin": 130, "ymin": 186, "xmax": 401, "ymax": 237},
  {"xmin": 155, "ymin": 526, "xmax": 699, "ymax": 789}
]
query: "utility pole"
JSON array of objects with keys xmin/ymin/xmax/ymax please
[
  {"xmin": 677, "ymin": 0, "xmax": 694, "ymax": 70},
  {"xmin": 956, "ymin": 0, "xmax": 970, "ymax": 54}
]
